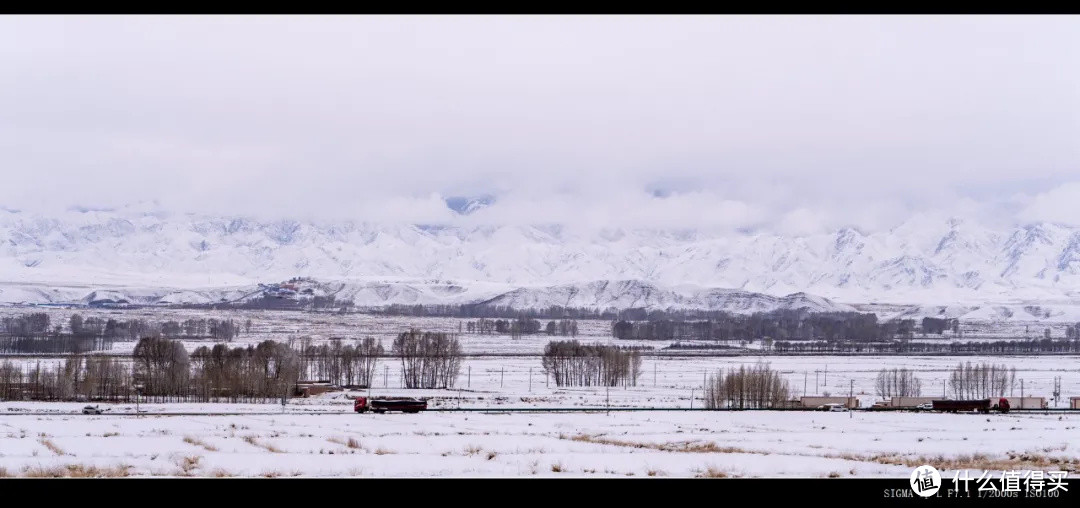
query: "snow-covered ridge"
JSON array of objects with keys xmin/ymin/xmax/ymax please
[
  {"xmin": 0, "ymin": 278, "xmax": 855, "ymax": 315},
  {"xmin": 3, "ymin": 208, "xmax": 1080, "ymax": 305},
  {"xmin": 7, "ymin": 277, "xmax": 1080, "ymax": 323}
]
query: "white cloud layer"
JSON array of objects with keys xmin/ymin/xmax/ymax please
[{"xmin": 1, "ymin": 15, "xmax": 1078, "ymax": 231}]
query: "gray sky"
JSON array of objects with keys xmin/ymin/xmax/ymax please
[{"xmin": 1, "ymin": 15, "xmax": 1078, "ymax": 233}]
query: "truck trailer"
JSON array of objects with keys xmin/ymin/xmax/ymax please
[
  {"xmin": 931, "ymin": 398, "xmax": 1010, "ymax": 413},
  {"xmin": 354, "ymin": 396, "xmax": 427, "ymax": 414}
]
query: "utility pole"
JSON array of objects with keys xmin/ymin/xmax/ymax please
[
  {"xmin": 529, "ymin": 367, "xmax": 533, "ymax": 393},
  {"xmin": 501, "ymin": 367, "xmax": 504, "ymax": 388},
  {"xmin": 816, "ymin": 371, "xmax": 820, "ymax": 395},
  {"xmin": 690, "ymin": 388, "xmax": 694, "ymax": 410},
  {"xmin": 849, "ymin": 379, "xmax": 854, "ymax": 419},
  {"xmin": 1053, "ymin": 377, "xmax": 1062, "ymax": 407},
  {"xmin": 654, "ymin": 363, "xmax": 657, "ymax": 387},
  {"xmin": 1021, "ymin": 379, "xmax": 1024, "ymax": 399},
  {"xmin": 606, "ymin": 385, "xmax": 610, "ymax": 415},
  {"xmin": 824, "ymin": 364, "xmax": 828, "ymax": 387},
  {"xmin": 384, "ymin": 365, "xmax": 388, "ymax": 388},
  {"xmin": 804, "ymin": 372, "xmax": 808, "ymax": 398},
  {"xmin": 468, "ymin": 366, "xmax": 471, "ymax": 388}
]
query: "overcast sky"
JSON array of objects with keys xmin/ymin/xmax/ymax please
[{"xmin": 1, "ymin": 15, "xmax": 1078, "ymax": 233}]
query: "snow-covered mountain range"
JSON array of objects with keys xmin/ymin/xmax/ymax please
[
  {"xmin": 0, "ymin": 278, "xmax": 852, "ymax": 314},
  {"xmin": 3, "ymin": 207, "xmax": 1080, "ymax": 315}
]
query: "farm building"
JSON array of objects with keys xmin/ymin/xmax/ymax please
[{"xmin": 294, "ymin": 381, "xmax": 339, "ymax": 397}]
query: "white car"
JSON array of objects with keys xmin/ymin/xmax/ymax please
[
  {"xmin": 822, "ymin": 403, "xmax": 849, "ymax": 412},
  {"xmin": 916, "ymin": 403, "xmax": 934, "ymax": 411},
  {"xmin": 81, "ymin": 405, "xmax": 104, "ymax": 415}
]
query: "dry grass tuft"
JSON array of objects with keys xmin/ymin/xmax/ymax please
[
  {"xmin": 39, "ymin": 438, "xmax": 67, "ymax": 456},
  {"xmin": 183, "ymin": 436, "xmax": 219, "ymax": 452},
  {"xmin": 830, "ymin": 451, "xmax": 1080, "ymax": 473},
  {"xmin": 243, "ymin": 435, "xmax": 283, "ymax": 453},
  {"xmin": 697, "ymin": 467, "xmax": 729, "ymax": 478},
  {"xmin": 22, "ymin": 464, "xmax": 132, "ymax": 478},
  {"xmin": 562, "ymin": 434, "xmax": 759, "ymax": 455},
  {"xmin": 174, "ymin": 455, "xmax": 202, "ymax": 476},
  {"xmin": 374, "ymin": 447, "xmax": 395, "ymax": 455}
]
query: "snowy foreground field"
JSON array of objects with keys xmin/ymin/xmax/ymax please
[
  {"xmin": 3, "ymin": 307, "xmax": 1080, "ymax": 478},
  {"xmin": 1, "ymin": 408, "xmax": 1078, "ymax": 478}
]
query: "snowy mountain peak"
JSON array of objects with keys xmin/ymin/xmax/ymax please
[
  {"xmin": 445, "ymin": 196, "xmax": 496, "ymax": 215},
  {"xmin": 2, "ymin": 208, "xmax": 1080, "ymax": 305}
]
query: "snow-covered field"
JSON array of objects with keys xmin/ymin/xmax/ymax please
[
  {"xmin": 5, "ymin": 354, "xmax": 1079, "ymax": 410},
  {"xmin": 3, "ymin": 351, "xmax": 1080, "ymax": 478},
  {"xmin": 1, "ymin": 408, "xmax": 1078, "ymax": 478},
  {"xmin": 3, "ymin": 306, "xmax": 1080, "ymax": 477}
]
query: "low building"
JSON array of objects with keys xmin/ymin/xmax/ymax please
[
  {"xmin": 800, "ymin": 396, "xmax": 859, "ymax": 409},
  {"xmin": 294, "ymin": 380, "xmax": 339, "ymax": 397},
  {"xmin": 1071, "ymin": 397, "xmax": 1080, "ymax": 410}
]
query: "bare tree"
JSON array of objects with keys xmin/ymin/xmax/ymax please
[
  {"xmin": 541, "ymin": 340, "xmax": 643, "ymax": 387},
  {"xmin": 875, "ymin": 368, "xmax": 922, "ymax": 399},
  {"xmin": 393, "ymin": 330, "xmax": 462, "ymax": 389},
  {"xmin": 948, "ymin": 362, "xmax": 1016, "ymax": 399},
  {"xmin": 704, "ymin": 362, "xmax": 791, "ymax": 409}
]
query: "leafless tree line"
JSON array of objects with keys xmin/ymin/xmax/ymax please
[
  {"xmin": 875, "ymin": 368, "xmax": 923, "ymax": 399},
  {"xmin": 541, "ymin": 340, "xmax": 643, "ymax": 387},
  {"xmin": 0, "ymin": 357, "xmax": 131, "ymax": 401},
  {"xmin": 545, "ymin": 319, "xmax": 579, "ymax": 337},
  {"xmin": 296, "ymin": 337, "xmax": 384, "ymax": 387},
  {"xmin": 703, "ymin": 363, "xmax": 792, "ymax": 409},
  {"xmin": 133, "ymin": 337, "xmax": 190, "ymax": 398},
  {"xmin": 392, "ymin": 330, "xmax": 462, "ymax": 389},
  {"xmin": 188, "ymin": 341, "xmax": 300, "ymax": 402},
  {"xmin": 0, "ymin": 313, "xmax": 251, "ymax": 354},
  {"xmin": 0, "ymin": 338, "xmax": 304, "ymax": 403},
  {"xmin": 948, "ymin": 362, "xmax": 1017, "ymax": 399}
]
